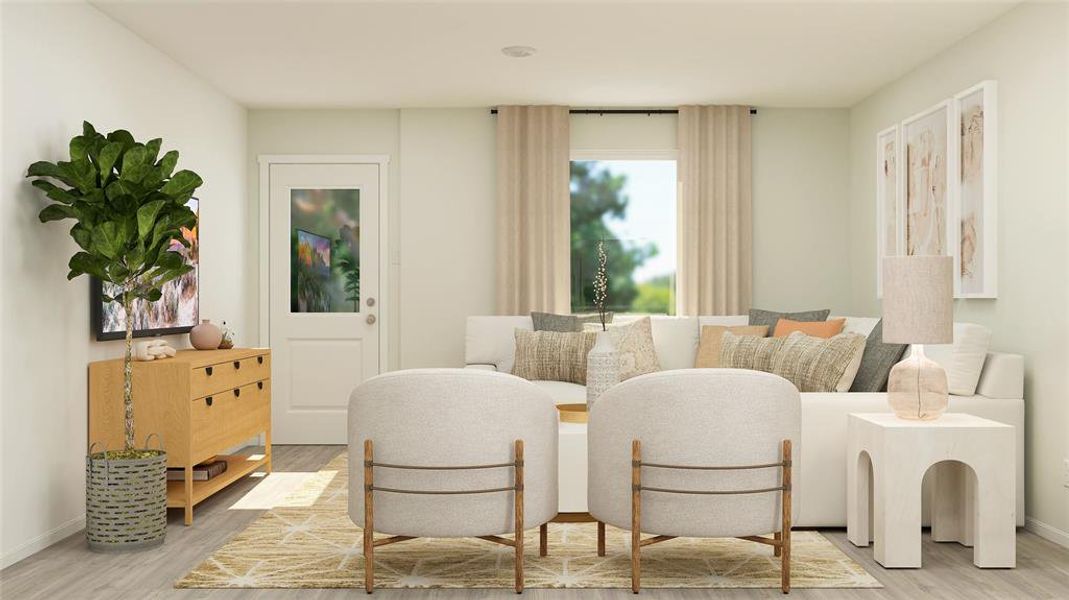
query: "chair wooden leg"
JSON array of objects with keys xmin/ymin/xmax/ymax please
[
  {"xmin": 597, "ymin": 521, "xmax": 606, "ymax": 557},
  {"xmin": 539, "ymin": 523, "xmax": 548, "ymax": 557},
  {"xmin": 364, "ymin": 440, "xmax": 375, "ymax": 594},
  {"xmin": 514, "ymin": 440, "xmax": 525, "ymax": 594},
  {"xmin": 631, "ymin": 440, "xmax": 641, "ymax": 594},
  {"xmin": 781, "ymin": 439, "xmax": 792, "ymax": 594},
  {"xmin": 774, "ymin": 531, "xmax": 782, "ymax": 557}
]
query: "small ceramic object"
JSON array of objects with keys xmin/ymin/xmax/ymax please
[
  {"xmin": 218, "ymin": 321, "xmax": 234, "ymax": 349},
  {"xmin": 133, "ymin": 339, "xmax": 177, "ymax": 361},
  {"xmin": 586, "ymin": 330, "xmax": 620, "ymax": 409},
  {"xmin": 189, "ymin": 319, "xmax": 223, "ymax": 350}
]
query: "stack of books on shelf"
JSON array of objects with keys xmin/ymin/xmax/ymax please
[{"xmin": 167, "ymin": 459, "xmax": 228, "ymax": 481}]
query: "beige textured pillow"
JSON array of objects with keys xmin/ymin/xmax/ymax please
[
  {"xmin": 695, "ymin": 325, "xmax": 769, "ymax": 368},
  {"xmin": 511, "ymin": 329, "xmax": 597, "ymax": 385},
  {"xmin": 769, "ymin": 331, "xmax": 867, "ymax": 392},
  {"xmin": 720, "ymin": 331, "xmax": 786, "ymax": 373},
  {"xmin": 606, "ymin": 317, "xmax": 660, "ymax": 380}
]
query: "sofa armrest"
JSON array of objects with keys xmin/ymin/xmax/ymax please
[
  {"xmin": 465, "ymin": 364, "xmax": 498, "ymax": 372},
  {"xmin": 976, "ymin": 352, "xmax": 1024, "ymax": 399}
]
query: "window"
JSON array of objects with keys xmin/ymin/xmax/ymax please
[{"xmin": 570, "ymin": 158, "xmax": 677, "ymax": 315}]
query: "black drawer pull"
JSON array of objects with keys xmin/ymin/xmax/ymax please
[
  {"xmin": 257, "ymin": 356, "xmax": 264, "ymax": 365},
  {"xmin": 205, "ymin": 396, "xmax": 213, "ymax": 407},
  {"xmin": 233, "ymin": 388, "xmax": 241, "ymax": 398},
  {"xmin": 233, "ymin": 361, "xmax": 241, "ymax": 370},
  {"xmin": 206, "ymin": 367, "xmax": 213, "ymax": 376},
  {"xmin": 257, "ymin": 381, "xmax": 264, "ymax": 390}
]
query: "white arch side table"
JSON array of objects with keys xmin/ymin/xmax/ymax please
[{"xmin": 847, "ymin": 413, "xmax": 1016, "ymax": 568}]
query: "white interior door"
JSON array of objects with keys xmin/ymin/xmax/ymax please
[{"xmin": 268, "ymin": 162, "xmax": 382, "ymax": 443}]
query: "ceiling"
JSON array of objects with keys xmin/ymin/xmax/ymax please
[{"xmin": 92, "ymin": 0, "xmax": 1018, "ymax": 109}]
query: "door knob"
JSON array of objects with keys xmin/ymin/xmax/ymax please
[
  {"xmin": 366, "ymin": 297, "xmax": 376, "ymax": 307},
  {"xmin": 366, "ymin": 314, "xmax": 377, "ymax": 325}
]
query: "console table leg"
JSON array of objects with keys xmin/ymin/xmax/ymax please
[{"xmin": 183, "ymin": 465, "xmax": 194, "ymax": 525}]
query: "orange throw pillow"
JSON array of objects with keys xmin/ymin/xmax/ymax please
[
  {"xmin": 695, "ymin": 325, "xmax": 769, "ymax": 368},
  {"xmin": 773, "ymin": 317, "xmax": 845, "ymax": 339}
]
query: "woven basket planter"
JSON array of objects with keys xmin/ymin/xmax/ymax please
[{"xmin": 86, "ymin": 444, "xmax": 168, "ymax": 552}]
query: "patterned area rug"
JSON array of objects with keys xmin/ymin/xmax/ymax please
[{"xmin": 177, "ymin": 454, "xmax": 881, "ymax": 589}]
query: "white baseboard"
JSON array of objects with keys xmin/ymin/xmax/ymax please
[
  {"xmin": 0, "ymin": 514, "xmax": 85, "ymax": 570},
  {"xmin": 1026, "ymin": 516, "xmax": 1069, "ymax": 549}
]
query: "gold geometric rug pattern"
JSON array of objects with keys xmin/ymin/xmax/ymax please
[{"xmin": 177, "ymin": 453, "xmax": 881, "ymax": 589}]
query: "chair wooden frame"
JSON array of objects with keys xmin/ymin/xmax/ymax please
[
  {"xmin": 362, "ymin": 439, "xmax": 548, "ymax": 594},
  {"xmin": 597, "ymin": 439, "xmax": 793, "ymax": 594}
]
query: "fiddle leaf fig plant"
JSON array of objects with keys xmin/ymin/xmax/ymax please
[{"xmin": 27, "ymin": 121, "xmax": 201, "ymax": 453}]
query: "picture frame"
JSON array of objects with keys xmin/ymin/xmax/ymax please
[
  {"xmin": 953, "ymin": 80, "xmax": 998, "ymax": 298},
  {"xmin": 92, "ymin": 197, "xmax": 200, "ymax": 341},
  {"xmin": 900, "ymin": 99, "xmax": 958, "ymax": 289},
  {"xmin": 875, "ymin": 124, "xmax": 901, "ymax": 297}
]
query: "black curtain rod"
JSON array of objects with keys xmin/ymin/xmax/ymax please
[{"xmin": 489, "ymin": 108, "xmax": 757, "ymax": 115}]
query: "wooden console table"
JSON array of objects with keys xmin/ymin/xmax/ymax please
[{"xmin": 89, "ymin": 348, "xmax": 272, "ymax": 525}]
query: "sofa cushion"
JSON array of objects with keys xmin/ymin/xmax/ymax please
[
  {"xmin": 466, "ymin": 316, "xmax": 532, "ymax": 374},
  {"xmin": 533, "ymin": 311, "xmax": 612, "ymax": 332},
  {"xmin": 749, "ymin": 307, "xmax": 831, "ymax": 332},
  {"xmin": 695, "ymin": 325, "xmax": 768, "ymax": 368},
  {"xmin": 512, "ymin": 329, "xmax": 597, "ymax": 385},
  {"xmin": 773, "ymin": 318, "xmax": 845, "ymax": 338},
  {"xmin": 720, "ymin": 331, "xmax": 786, "ymax": 373},
  {"xmin": 529, "ymin": 380, "xmax": 587, "ymax": 405},
  {"xmin": 649, "ymin": 317, "xmax": 700, "ymax": 370},
  {"xmin": 607, "ymin": 317, "xmax": 661, "ymax": 380},
  {"xmin": 914, "ymin": 322, "xmax": 992, "ymax": 396},
  {"xmin": 850, "ymin": 319, "xmax": 908, "ymax": 392},
  {"xmin": 770, "ymin": 331, "xmax": 867, "ymax": 392}
]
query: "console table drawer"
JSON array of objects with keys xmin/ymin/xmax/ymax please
[
  {"xmin": 190, "ymin": 380, "xmax": 270, "ymax": 464},
  {"xmin": 191, "ymin": 353, "xmax": 270, "ymax": 399}
]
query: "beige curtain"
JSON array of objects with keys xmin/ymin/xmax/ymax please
[
  {"xmin": 495, "ymin": 106, "xmax": 571, "ymax": 314},
  {"xmin": 677, "ymin": 105, "xmax": 753, "ymax": 315}
]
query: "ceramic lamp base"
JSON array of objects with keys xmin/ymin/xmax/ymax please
[{"xmin": 887, "ymin": 345, "xmax": 948, "ymax": 420}]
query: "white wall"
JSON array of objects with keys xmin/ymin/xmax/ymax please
[
  {"xmin": 846, "ymin": 2, "xmax": 1069, "ymax": 539},
  {"xmin": 0, "ymin": 2, "xmax": 247, "ymax": 567},
  {"xmin": 398, "ymin": 109, "xmax": 496, "ymax": 367}
]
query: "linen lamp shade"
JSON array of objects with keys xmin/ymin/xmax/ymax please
[
  {"xmin": 881, "ymin": 255, "xmax": 953, "ymax": 420},
  {"xmin": 882, "ymin": 256, "xmax": 953, "ymax": 345}
]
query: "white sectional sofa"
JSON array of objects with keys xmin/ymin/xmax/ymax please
[{"xmin": 465, "ymin": 315, "xmax": 1026, "ymax": 528}]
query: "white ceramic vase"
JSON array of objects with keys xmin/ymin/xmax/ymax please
[{"xmin": 586, "ymin": 330, "xmax": 620, "ymax": 410}]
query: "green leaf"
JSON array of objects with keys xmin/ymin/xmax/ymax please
[
  {"xmin": 155, "ymin": 250, "xmax": 183, "ymax": 270},
  {"xmin": 26, "ymin": 161, "xmax": 77, "ymax": 187},
  {"xmin": 70, "ymin": 224, "xmax": 92, "ymax": 251},
  {"xmin": 68, "ymin": 252, "xmax": 106, "ymax": 280},
  {"xmin": 160, "ymin": 170, "xmax": 202, "ymax": 199},
  {"xmin": 30, "ymin": 180, "xmax": 77, "ymax": 204},
  {"xmin": 39, "ymin": 204, "xmax": 76, "ymax": 223},
  {"xmin": 136, "ymin": 200, "xmax": 165, "ymax": 240},
  {"xmin": 56, "ymin": 160, "xmax": 96, "ymax": 193},
  {"xmin": 82, "ymin": 121, "xmax": 97, "ymax": 138},
  {"xmin": 146, "ymin": 288, "xmax": 163, "ymax": 302},
  {"xmin": 156, "ymin": 151, "xmax": 178, "ymax": 179},
  {"xmin": 120, "ymin": 145, "xmax": 149, "ymax": 182},
  {"xmin": 91, "ymin": 222, "xmax": 125, "ymax": 259},
  {"xmin": 106, "ymin": 129, "xmax": 135, "ymax": 150},
  {"xmin": 96, "ymin": 142, "xmax": 122, "ymax": 181},
  {"xmin": 105, "ymin": 178, "xmax": 135, "ymax": 202},
  {"xmin": 69, "ymin": 136, "xmax": 91, "ymax": 163},
  {"xmin": 145, "ymin": 138, "xmax": 162, "ymax": 165}
]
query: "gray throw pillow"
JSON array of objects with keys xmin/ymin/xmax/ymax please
[
  {"xmin": 849, "ymin": 320, "xmax": 909, "ymax": 393},
  {"xmin": 531, "ymin": 311, "xmax": 613, "ymax": 332},
  {"xmin": 748, "ymin": 307, "xmax": 831, "ymax": 332}
]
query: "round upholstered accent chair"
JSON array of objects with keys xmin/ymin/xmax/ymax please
[
  {"xmin": 587, "ymin": 368, "xmax": 801, "ymax": 593},
  {"xmin": 348, "ymin": 368, "xmax": 558, "ymax": 593}
]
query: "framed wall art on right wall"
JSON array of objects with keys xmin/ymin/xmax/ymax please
[{"xmin": 954, "ymin": 80, "xmax": 998, "ymax": 298}]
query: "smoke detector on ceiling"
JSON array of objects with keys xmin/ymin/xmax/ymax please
[{"xmin": 501, "ymin": 46, "xmax": 537, "ymax": 58}]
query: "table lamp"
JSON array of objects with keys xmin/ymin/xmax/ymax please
[{"xmin": 882, "ymin": 256, "xmax": 954, "ymax": 420}]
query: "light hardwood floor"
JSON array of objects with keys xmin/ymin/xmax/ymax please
[{"xmin": 2, "ymin": 445, "xmax": 1067, "ymax": 600}]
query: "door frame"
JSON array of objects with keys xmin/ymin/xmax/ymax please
[{"xmin": 256, "ymin": 154, "xmax": 390, "ymax": 375}]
